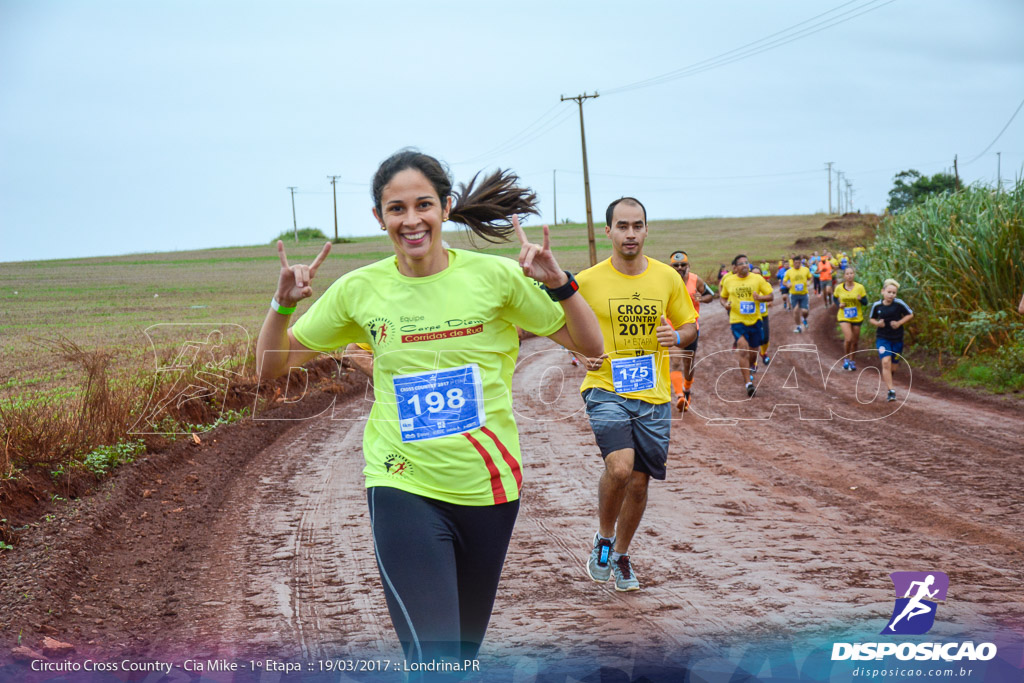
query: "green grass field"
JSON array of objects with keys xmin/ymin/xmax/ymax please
[{"xmin": 1, "ymin": 213, "xmax": 855, "ymax": 397}]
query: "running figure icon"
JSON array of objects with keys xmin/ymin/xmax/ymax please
[
  {"xmin": 882, "ymin": 571, "xmax": 948, "ymax": 635},
  {"xmin": 888, "ymin": 574, "xmax": 938, "ymax": 631}
]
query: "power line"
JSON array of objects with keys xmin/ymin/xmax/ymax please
[
  {"xmin": 553, "ymin": 167, "xmax": 821, "ymax": 181},
  {"xmin": 964, "ymin": 95, "xmax": 1024, "ymax": 165},
  {"xmin": 452, "ymin": 103, "xmax": 565, "ymax": 165},
  {"xmin": 602, "ymin": 0, "xmax": 895, "ymax": 96}
]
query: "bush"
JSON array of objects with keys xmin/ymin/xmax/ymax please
[
  {"xmin": 82, "ymin": 440, "xmax": 146, "ymax": 475},
  {"xmin": 858, "ymin": 180, "xmax": 1024, "ymax": 355},
  {"xmin": 271, "ymin": 227, "xmax": 328, "ymax": 243}
]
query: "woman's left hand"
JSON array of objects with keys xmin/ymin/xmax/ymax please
[{"xmin": 514, "ymin": 217, "xmax": 567, "ymax": 288}]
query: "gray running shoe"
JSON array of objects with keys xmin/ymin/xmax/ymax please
[
  {"xmin": 612, "ymin": 554, "xmax": 640, "ymax": 591},
  {"xmin": 587, "ymin": 533, "xmax": 614, "ymax": 582}
]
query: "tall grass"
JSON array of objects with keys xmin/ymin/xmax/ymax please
[{"xmin": 857, "ymin": 180, "xmax": 1024, "ymax": 356}]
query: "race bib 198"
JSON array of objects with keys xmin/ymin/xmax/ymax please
[
  {"xmin": 844, "ymin": 306, "xmax": 858, "ymax": 319},
  {"xmin": 393, "ymin": 364, "xmax": 484, "ymax": 442},
  {"xmin": 610, "ymin": 354, "xmax": 657, "ymax": 394},
  {"xmin": 739, "ymin": 300, "xmax": 756, "ymax": 315},
  {"xmin": 794, "ymin": 283, "xmax": 805, "ymax": 293}
]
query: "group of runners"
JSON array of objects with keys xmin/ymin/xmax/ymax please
[{"xmin": 254, "ymin": 150, "xmax": 914, "ymax": 674}]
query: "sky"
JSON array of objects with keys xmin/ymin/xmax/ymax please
[{"xmin": 1, "ymin": 0, "xmax": 1022, "ymax": 262}]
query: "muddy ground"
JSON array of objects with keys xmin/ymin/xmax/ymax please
[{"xmin": 1, "ymin": 297, "xmax": 1022, "ymax": 681}]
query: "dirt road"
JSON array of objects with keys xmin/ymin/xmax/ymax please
[{"xmin": 2, "ymin": 298, "xmax": 1023, "ymax": 680}]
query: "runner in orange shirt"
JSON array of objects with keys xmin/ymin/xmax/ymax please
[{"xmin": 668, "ymin": 250, "xmax": 713, "ymax": 411}]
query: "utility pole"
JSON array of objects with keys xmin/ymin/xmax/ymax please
[
  {"xmin": 287, "ymin": 186, "xmax": 298, "ymax": 243},
  {"xmin": 327, "ymin": 175, "xmax": 341, "ymax": 241},
  {"xmin": 846, "ymin": 180, "xmax": 854, "ymax": 212},
  {"xmin": 953, "ymin": 155, "xmax": 960, "ymax": 192},
  {"xmin": 836, "ymin": 172, "xmax": 843, "ymax": 214},
  {"xmin": 561, "ymin": 92, "xmax": 599, "ymax": 266},
  {"xmin": 552, "ymin": 170, "xmax": 558, "ymax": 226},
  {"xmin": 826, "ymin": 162, "xmax": 834, "ymax": 214},
  {"xmin": 997, "ymin": 152, "xmax": 1002, "ymax": 191}
]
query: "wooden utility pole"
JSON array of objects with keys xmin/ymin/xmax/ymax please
[
  {"xmin": 552, "ymin": 169, "xmax": 558, "ymax": 226},
  {"xmin": 836, "ymin": 172, "xmax": 843, "ymax": 214},
  {"xmin": 327, "ymin": 175, "xmax": 341, "ymax": 241},
  {"xmin": 287, "ymin": 186, "xmax": 298, "ymax": 243},
  {"xmin": 826, "ymin": 162, "xmax": 834, "ymax": 214},
  {"xmin": 954, "ymin": 155, "xmax": 961, "ymax": 191},
  {"xmin": 561, "ymin": 92, "xmax": 599, "ymax": 266}
]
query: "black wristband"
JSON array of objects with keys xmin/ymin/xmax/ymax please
[{"xmin": 541, "ymin": 271, "xmax": 579, "ymax": 302}]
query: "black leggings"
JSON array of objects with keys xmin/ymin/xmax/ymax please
[{"xmin": 367, "ymin": 486, "xmax": 519, "ymax": 664}]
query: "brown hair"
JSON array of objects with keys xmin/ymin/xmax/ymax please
[{"xmin": 371, "ymin": 149, "xmax": 538, "ymax": 243}]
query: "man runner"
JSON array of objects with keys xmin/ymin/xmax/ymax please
[
  {"xmin": 719, "ymin": 255, "xmax": 773, "ymax": 397},
  {"xmin": 818, "ymin": 253, "xmax": 834, "ymax": 307},
  {"xmin": 577, "ymin": 197, "xmax": 697, "ymax": 591},
  {"xmin": 668, "ymin": 250, "xmax": 713, "ymax": 412},
  {"xmin": 783, "ymin": 255, "xmax": 813, "ymax": 333}
]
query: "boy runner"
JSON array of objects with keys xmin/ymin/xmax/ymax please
[{"xmin": 869, "ymin": 279, "xmax": 914, "ymax": 401}]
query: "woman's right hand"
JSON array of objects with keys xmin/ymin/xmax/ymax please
[{"xmin": 276, "ymin": 240, "xmax": 332, "ymax": 305}]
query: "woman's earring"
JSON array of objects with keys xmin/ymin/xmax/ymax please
[{"xmin": 380, "ymin": 225, "xmax": 386, "ymax": 231}]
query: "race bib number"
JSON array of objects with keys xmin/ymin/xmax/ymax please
[
  {"xmin": 844, "ymin": 306, "xmax": 858, "ymax": 319},
  {"xmin": 393, "ymin": 364, "xmax": 484, "ymax": 442},
  {"xmin": 794, "ymin": 283, "xmax": 805, "ymax": 293},
  {"xmin": 739, "ymin": 301, "xmax": 756, "ymax": 315},
  {"xmin": 610, "ymin": 354, "xmax": 656, "ymax": 394}
]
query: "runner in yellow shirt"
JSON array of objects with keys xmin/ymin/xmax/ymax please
[
  {"xmin": 577, "ymin": 197, "xmax": 697, "ymax": 592},
  {"xmin": 783, "ymin": 255, "xmax": 813, "ymax": 333},
  {"xmin": 750, "ymin": 266, "xmax": 773, "ymax": 368},
  {"xmin": 834, "ymin": 266, "xmax": 869, "ymax": 371},
  {"xmin": 719, "ymin": 255, "xmax": 774, "ymax": 397}
]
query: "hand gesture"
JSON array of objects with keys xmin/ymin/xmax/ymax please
[
  {"xmin": 581, "ymin": 352, "xmax": 609, "ymax": 371},
  {"xmin": 514, "ymin": 218, "xmax": 566, "ymax": 288},
  {"xmin": 656, "ymin": 316, "xmax": 678, "ymax": 347},
  {"xmin": 276, "ymin": 240, "xmax": 332, "ymax": 306}
]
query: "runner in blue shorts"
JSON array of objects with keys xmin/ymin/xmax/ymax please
[
  {"xmin": 720, "ymin": 255, "xmax": 773, "ymax": 397},
  {"xmin": 869, "ymin": 278, "xmax": 914, "ymax": 402}
]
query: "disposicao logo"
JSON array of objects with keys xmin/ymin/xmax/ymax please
[
  {"xmin": 882, "ymin": 571, "xmax": 948, "ymax": 635},
  {"xmin": 831, "ymin": 570, "xmax": 998, "ymax": 662}
]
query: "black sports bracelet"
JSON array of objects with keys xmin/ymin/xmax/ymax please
[{"xmin": 541, "ymin": 270, "xmax": 579, "ymax": 302}]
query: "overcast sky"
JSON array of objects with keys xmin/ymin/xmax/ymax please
[{"xmin": 2, "ymin": 0, "xmax": 1022, "ymax": 262}]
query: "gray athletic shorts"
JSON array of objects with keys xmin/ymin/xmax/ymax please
[{"xmin": 581, "ymin": 387, "xmax": 671, "ymax": 480}]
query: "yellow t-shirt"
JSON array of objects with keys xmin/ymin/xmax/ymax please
[
  {"xmin": 719, "ymin": 272, "xmax": 773, "ymax": 325},
  {"xmin": 291, "ymin": 249, "xmax": 566, "ymax": 506},
  {"xmin": 577, "ymin": 257, "xmax": 697, "ymax": 404},
  {"xmin": 783, "ymin": 266, "xmax": 812, "ymax": 295},
  {"xmin": 835, "ymin": 281, "xmax": 868, "ymax": 323}
]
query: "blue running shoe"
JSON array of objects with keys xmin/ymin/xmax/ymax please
[
  {"xmin": 842, "ymin": 359, "xmax": 850, "ymax": 371},
  {"xmin": 587, "ymin": 533, "xmax": 614, "ymax": 582},
  {"xmin": 849, "ymin": 360, "xmax": 856, "ymax": 371},
  {"xmin": 762, "ymin": 354, "xmax": 771, "ymax": 367}
]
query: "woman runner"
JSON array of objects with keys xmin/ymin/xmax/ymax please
[
  {"xmin": 834, "ymin": 266, "xmax": 868, "ymax": 370},
  {"xmin": 255, "ymin": 149, "xmax": 602, "ymax": 668}
]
